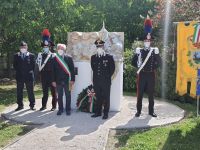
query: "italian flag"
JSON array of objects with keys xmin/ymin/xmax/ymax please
[{"xmin": 193, "ymin": 24, "xmax": 200, "ymax": 44}]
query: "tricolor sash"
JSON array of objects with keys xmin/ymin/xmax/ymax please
[
  {"xmin": 137, "ymin": 48, "xmax": 154, "ymax": 74},
  {"xmin": 55, "ymin": 53, "xmax": 71, "ymax": 81}
]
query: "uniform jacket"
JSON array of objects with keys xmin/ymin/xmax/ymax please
[
  {"xmin": 52, "ymin": 55, "xmax": 75, "ymax": 84},
  {"xmin": 13, "ymin": 52, "xmax": 35, "ymax": 82},
  {"xmin": 37, "ymin": 53, "xmax": 55, "ymax": 81},
  {"xmin": 132, "ymin": 47, "xmax": 161, "ymax": 72},
  {"xmin": 91, "ymin": 54, "xmax": 115, "ymax": 85}
]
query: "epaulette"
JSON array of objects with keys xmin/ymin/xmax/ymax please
[
  {"xmin": 151, "ymin": 47, "xmax": 159, "ymax": 54},
  {"xmin": 135, "ymin": 47, "xmax": 142, "ymax": 54},
  {"xmin": 51, "ymin": 53, "xmax": 56, "ymax": 57}
]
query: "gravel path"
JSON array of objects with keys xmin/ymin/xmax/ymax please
[{"xmin": 1, "ymin": 96, "xmax": 184, "ymax": 150}]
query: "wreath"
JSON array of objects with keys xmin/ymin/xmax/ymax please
[{"xmin": 76, "ymin": 84, "xmax": 96, "ymax": 113}]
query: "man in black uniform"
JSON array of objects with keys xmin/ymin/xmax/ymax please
[
  {"xmin": 132, "ymin": 34, "xmax": 161, "ymax": 117},
  {"xmin": 91, "ymin": 39, "xmax": 115, "ymax": 119},
  {"xmin": 13, "ymin": 41, "xmax": 36, "ymax": 111},
  {"xmin": 51, "ymin": 43, "xmax": 75, "ymax": 116},
  {"xmin": 36, "ymin": 40, "xmax": 57, "ymax": 111}
]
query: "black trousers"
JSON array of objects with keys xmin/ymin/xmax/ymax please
[
  {"xmin": 56, "ymin": 81, "xmax": 71, "ymax": 112},
  {"xmin": 16, "ymin": 81, "xmax": 35, "ymax": 107},
  {"xmin": 136, "ymin": 72, "xmax": 155, "ymax": 114},
  {"xmin": 93, "ymin": 81, "xmax": 111, "ymax": 115},
  {"xmin": 41, "ymin": 78, "xmax": 57, "ymax": 108}
]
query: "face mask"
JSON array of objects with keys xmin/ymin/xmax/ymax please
[
  {"xmin": 97, "ymin": 48, "xmax": 105, "ymax": 56},
  {"xmin": 58, "ymin": 49, "xmax": 64, "ymax": 56},
  {"xmin": 43, "ymin": 47, "xmax": 49, "ymax": 53},
  {"xmin": 144, "ymin": 42, "xmax": 150, "ymax": 48},
  {"xmin": 20, "ymin": 48, "xmax": 27, "ymax": 53}
]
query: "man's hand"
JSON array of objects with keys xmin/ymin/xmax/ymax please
[
  {"xmin": 69, "ymin": 81, "xmax": 74, "ymax": 91},
  {"xmin": 52, "ymin": 82, "xmax": 56, "ymax": 87}
]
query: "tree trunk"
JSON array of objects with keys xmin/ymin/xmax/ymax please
[{"xmin": 6, "ymin": 50, "xmax": 11, "ymax": 78}]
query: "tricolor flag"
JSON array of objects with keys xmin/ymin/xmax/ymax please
[{"xmin": 193, "ymin": 24, "xmax": 200, "ymax": 44}]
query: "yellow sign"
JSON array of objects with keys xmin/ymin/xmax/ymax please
[{"xmin": 176, "ymin": 21, "xmax": 200, "ymax": 98}]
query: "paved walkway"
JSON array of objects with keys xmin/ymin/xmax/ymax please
[{"xmin": 1, "ymin": 96, "xmax": 184, "ymax": 150}]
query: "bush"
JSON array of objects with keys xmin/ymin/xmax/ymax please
[{"xmin": 123, "ymin": 48, "xmax": 137, "ymax": 91}]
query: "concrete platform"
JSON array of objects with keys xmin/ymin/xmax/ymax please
[{"xmin": 1, "ymin": 96, "xmax": 184, "ymax": 150}]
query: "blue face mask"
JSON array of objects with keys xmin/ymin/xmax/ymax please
[{"xmin": 43, "ymin": 47, "xmax": 49, "ymax": 53}]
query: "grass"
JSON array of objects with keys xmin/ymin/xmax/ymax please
[
  {"xmin": 0, "ymin": 120, "xmax": 33, "ymax": 148},
  {"xmin": 0, "ymin": 83, "xmax": 42, "ymax": 148},
  {"xmin": 112, "ymin": 92, "xmax": 200, "ymax": 150},
  {"xmin": 0, "ymin": 83, "xmax": 43, "ymax": 111}
]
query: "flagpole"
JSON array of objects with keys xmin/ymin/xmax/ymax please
[{"xmin": 197, "ymin": 96, "xmax": 199, "ymax": 117}]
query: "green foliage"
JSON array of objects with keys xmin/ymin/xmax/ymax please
[{"xmin": 123, "ymin": 48, "xmax": 136, "ymax": 91}]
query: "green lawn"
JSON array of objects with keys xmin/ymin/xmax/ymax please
[
  {"xmin": 0, "ymin": 83, "xmax": 42, "ymax": 148},
  {"xmin": 0, "ymin": 121, "xmax": 33, "ymax": 148},
  {"xmin": 0, "ymin": 83, "xmax": 43, "ymax": 111},
  {"xmin": 114, "ymin": 92, "xmax": 200, "ymax": 150}
]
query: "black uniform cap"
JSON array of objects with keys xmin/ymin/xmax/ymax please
[
  {"xmin": 94, "ymin": 39, "xmax": 105, "ymax": 47},
  {"xmin": 41, "ymin": 40, "xmax": 55, "ymax": 47}
]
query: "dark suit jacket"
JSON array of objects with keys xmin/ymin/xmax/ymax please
[
  {"xmin": 13, "ymin": 52, "xmax": 35, "ymax": 82},
  {"xmin": 91, "ymin": 54, "xmax": 115, "ymax": 85},
  {"xmin": 52, "ymin": 55, "xmax": 75, "ymax": 84}
]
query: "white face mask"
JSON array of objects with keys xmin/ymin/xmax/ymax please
[
  {"xmin": 144, "ymin": 42, "xmax": 150, "ymax": 48},
  {"xmin": 43, "ymin": 47, "xmax": 49, "ymax": 53},
  {"xmin": 97, "ymin": 47, "xmax": 105, "ymax": 56},
  {"xmin": 58, "ymin": 49, "xmax": 64, "ymax": 56},
  {"xmin": 20, "ymin": 48, "xmax": 27, "ymax": 53}
]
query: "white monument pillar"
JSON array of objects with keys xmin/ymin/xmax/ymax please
[{"xmin": 66, "ymin": 31, "xmax": 124, "ymax": 111}]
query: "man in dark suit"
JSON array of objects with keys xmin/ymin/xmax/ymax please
[
  {"xmin": 91, "ymin": 39, "xmax": 115, "ymax": 119},
  {"xmin": 13, "ymin": 41, "xmax": 36, "ymax": 111},
  {"xmin": 36, "ymin": 40, "xmax": 57, "ymax": 111},
  {"xmin": 132, "ymin": 34, "xmax": 161, "ymax": 117},
  {"xmin": 51, "ymin": 43, "xmax": 75, "ymax": 116}
]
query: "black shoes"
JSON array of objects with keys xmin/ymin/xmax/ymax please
[
  {"xmin": 57, "ymin": 110, "xmax": 63, "ymax": 115},
  {"xmin": 40, "ymin": 107, "xmax": 46, "ymax": 111},
  {"xmin": 15, "ymin": 106, "xmax": 35, "ymax": 111},
  {"xmin": 15, "ymin": 106, "xmax": 24, "ymax": 111},
  {"xmin": 149, "ymin": 113, "xmax": 157, "ymax": 117},
  {"xmin": 91, "ymin": 113, "xmax": 102, "ymax": 118},
  {"xmin": 57, "ymin": 111, "xmax": 62, "ymax": 115},
  {"xmin": 30, "ymin": 106, "xmax": 36, "ymax": 110},
  {"xmin": 91, "ymin": 114, "xmax": 108, "ymax": 119},
  {"xmin": 66, "ymin": 111, "xmax": 71, "ymax": 116},
  {"xmin": 102, "ymin": 115, "xmax": 108, "ymax": 120},
  {"xmin": 51, "ymin": 107, "xmax": 56, "ymax": 111},
  {"xmin": 135, "ymin": 112, "xmax": 141, "ymax": 117},
  {"xmin": 135, "ymin": 112, "xmax": 157, "ymax": 117}
]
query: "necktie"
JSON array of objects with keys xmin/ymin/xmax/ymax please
[{"xmin": 22, "ymin": 54, "xmax": 25, "ymax": 60}]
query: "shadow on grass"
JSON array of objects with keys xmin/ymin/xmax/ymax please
[
  {"xmin": 107, "ymin": 128, "xmax": 152, "ymax": 150},
  {"xmin": 162, "ymin": 120, "xmax": 200, "ymax": 150},
  {"xmin": 0, "ymin": 118, "xmax": 35, "ymax": 148}
]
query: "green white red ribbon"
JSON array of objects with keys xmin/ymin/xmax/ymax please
[
  {"xmin": 193, "ymin": 24, "xmax": 200, "ymax": 44},
  {"xmin": 55, "ymin": 53, "xmax": 71, "ymax": 80},
  {"xmin": 87, "ymin": 89, "xmax": 95, "ymax": 113}
]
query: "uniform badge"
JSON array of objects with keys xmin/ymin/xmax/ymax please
[{"xmin": 103, "ymin": 60, "xmax": 108, "ymax": 67}]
